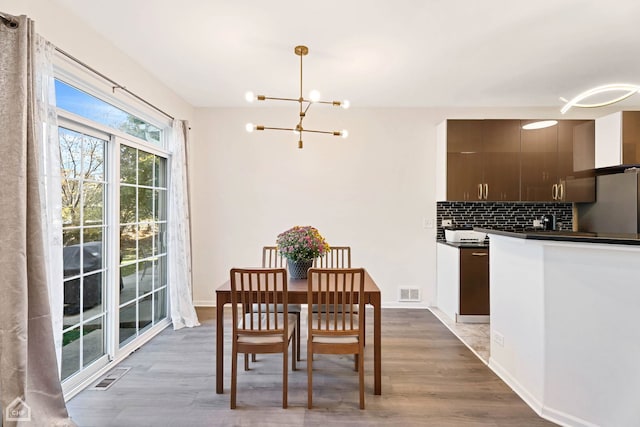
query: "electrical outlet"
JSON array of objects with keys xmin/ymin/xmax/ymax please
[
  {"xmin": 533, "ymin": 219, "xmax": 542, "ymax": 228},
  {"xmin": 442, "ymin": 219, "xmax": 453, "ymax": 227},
  {"xmin": 493, "ymin": 331, "xmax": 504, "ymax": 347}
]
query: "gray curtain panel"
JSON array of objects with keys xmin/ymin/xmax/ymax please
[{"xmin": 0, "ymin": 14, "xmax": 75, "ymax": 426}]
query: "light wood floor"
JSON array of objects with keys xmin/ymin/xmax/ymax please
[{"xmin": 66, "ymin": 307, "xmax": 555, "ymax": 426}]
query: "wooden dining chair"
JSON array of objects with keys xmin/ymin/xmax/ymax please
[
  {"xmin": 259, "ymin": 246, "xmax": 301, "ymax": 361},
  {"xmin": 307, "ymin": 268, "xmax": 365, "ymax": 409},
  {"xmin": 313, "ymin": 246, "xmax": 351, "ymax": 268},
  {"xmin": 312, "ymin": 246, "xmax": 353, "ymax": 313},
  {"xmin": 230, "ymin": 268, "xmax": 297, "ymax": 409}
]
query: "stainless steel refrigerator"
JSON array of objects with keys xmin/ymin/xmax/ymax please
[{"xmin": 577, "ymin": 169, "xmax": 640, "ymax": 233}]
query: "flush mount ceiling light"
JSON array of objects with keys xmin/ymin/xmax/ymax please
[
  {"xmin": 560, "ymin": 83, "xmax": 640, "ymax": 114},
  {"xmin": 245, "ymin": 45, "xmax": 349, "ymax": 149},
  {"xmin": 522, "ymin": 120, "xmax": 558, "ymax": 130}
]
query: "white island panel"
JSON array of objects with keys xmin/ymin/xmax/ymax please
[
  {"xmin": 487, "ymin": 231, "xmax": 640, "ymax": 427},
  {"xmin": 543, "ymin": 243, "xmax": 640, "ymax": 427},
  {"xmin": 488, "ymin": 235, "xmax": 546, "ymax": 412}
]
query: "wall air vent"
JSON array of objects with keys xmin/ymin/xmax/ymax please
[{"xmin": 399, "ymin": 288, "xmax": 421, "ymax": 302}]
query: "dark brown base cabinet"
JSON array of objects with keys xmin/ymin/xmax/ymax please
[
  {"xmin": 436, "ymin": 243, "xmax": 489, "ymax": 323},
  {"xmin": 459, "ymin": 248, "xmax": 490, "ymax": 316}
]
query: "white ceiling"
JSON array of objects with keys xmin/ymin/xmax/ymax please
[{"xmin": 54, "ymin": 0, "xmax": 640, "ymax": 109}]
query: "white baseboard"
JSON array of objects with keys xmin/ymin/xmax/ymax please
[
  {"xmin": 489, "ymin": 357, "xmax": 544, "ymax": 414},
  {"xmin": 488, "ymin": 358, "xmax": 597, "ymax": 427},
  {"xmin": 193, "ymin": 300, "xmax": 215, "ymax": 307}
]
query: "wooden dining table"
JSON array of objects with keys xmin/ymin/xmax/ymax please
[{"xmin": 215, "ymin": 269, "xmax": 382, "ymax": 395}]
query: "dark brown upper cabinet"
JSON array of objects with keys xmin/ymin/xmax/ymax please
[
  {"xmin": 520, "ymin": 120, "xmax": 595, "ymax": 202},
  {"xmin": 446, "ymin": 120, "xmax": 520, "ymax": 201},
  {"xmin": 439, "ymin": 118, "xmax": 595, "ymax": 202}
]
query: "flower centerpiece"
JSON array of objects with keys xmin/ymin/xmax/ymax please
[{"xmin": 276, "ymin": 226, "xmax": 330, "ymax": 279}]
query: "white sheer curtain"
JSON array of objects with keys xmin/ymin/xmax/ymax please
[
  {"xmin": 168, "ymin": 120, "xmax": 200, "ymax": 329},
  {"xmin": 35, "ymin": 33, "xmax": 64, "ymax": 371}
]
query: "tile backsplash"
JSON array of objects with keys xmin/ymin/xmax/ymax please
[{"xmin": 436, "ymin": 201, "xmax": 573, "ymax": 240}]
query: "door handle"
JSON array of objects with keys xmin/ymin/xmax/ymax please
[
  {"xmin": 552, "ymin": 183, "xmax": 558, "ymax": 200},
  {"xmin": 558, "ymin": 183, "xmax": 564, "ymax": 200},
  {"xmin": 477, "ymin": 184, "xmax": 483, "ymax": 200},
  {"xmin": 471, "ymin": 252, "xmax": 488, "ymax": 256},
  {"xmin": 484, "ymin": 184, "xmax": 488, "ymax": 200}
]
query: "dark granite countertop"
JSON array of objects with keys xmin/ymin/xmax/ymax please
[
  {"xmin": 436, "ymin": 240, "xmax": 489, "ymax": 249},
  {"xmin": 475, "ymin": 228, "xmax": 640, "ymax": 246}
]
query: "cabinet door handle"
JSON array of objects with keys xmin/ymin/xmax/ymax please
[
  {"xmin": 477, "ymin": 183, "xmax": 483, "ymax": 200},
  {"xmin": 558, "ymin": 183, "xmax": 564, "ymax": 200},
  {"xmin": 484, "ymin": 184, "xmax": 488, "ymax": 200},
  {"xmin": 471, "ymin": 252, "xmax": 488, "ymax": 256},
  {"xmin": 552, "ymin": 183, "xmax": 558, "ymax": 200}
]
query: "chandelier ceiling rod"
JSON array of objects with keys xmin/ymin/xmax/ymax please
[{"xmin": 245, "ymin": 45, "xmax": 349, "ymax": 149}]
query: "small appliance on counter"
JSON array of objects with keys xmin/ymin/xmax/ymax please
[
  {"xmin": 541, "ymin": 214, "xmax": 556, "ymax": 231},
  {"xmin": 444, "ymin": 228, "xmax": 487, "ymax": 243}
]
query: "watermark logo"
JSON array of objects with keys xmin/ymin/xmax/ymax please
[{"xmin": 6, "ymin": 397, "xmax": 31, "ymax": 422}]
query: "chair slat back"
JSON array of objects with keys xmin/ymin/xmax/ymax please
[
  {"xmin": 230, "ymin": 268, "xmax": 288, "ymax": 335},
  {"xmin": 262, "ymin": 246, "xmax": 287, "ymax": 268},
  {"xmin": 307, "ymin": 268, "xmax": 364, "ymax": 336},
  {"xmin": 314, "ymin": 246, "xmax": 351, "ymax": 268}
]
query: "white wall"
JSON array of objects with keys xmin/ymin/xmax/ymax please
[{"xmin": 191, "ymin": 107, "xmax": 438, "ymax": 306}]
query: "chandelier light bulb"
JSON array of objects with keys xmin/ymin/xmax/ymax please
[
  {"xmin": 309, "ymin": 90, "xmax": 321, "ymax": 103},
  {"xmin": 341, "ymin": 100, "xmax": 350, "ymax": 109},
  {"xmin": 245, "ymin": 123, "xmax": 255, "ymax": 133},
  {"xmin": 245, "ymin": 91, "xmax": 256, "ymax": 103},
  {"xmin": 341, "ymin": 129, "xmax": 349, "ymax": 139}
]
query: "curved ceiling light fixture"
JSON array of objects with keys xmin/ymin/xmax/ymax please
[
  {"xmin": 560, "ymin": 83, "xmax": 640, "ymax": 114},
  {"xmin": 245, "ymin": 45, "xmax": 349, "ymax": 149},
  {"xmin": 522, "ymin": 120, "xmax": 558, "ymax": 130}
]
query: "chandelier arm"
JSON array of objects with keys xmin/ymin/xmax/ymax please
[
  {"xmin": 262, "ymin": 96, "xmax": 299, "ymax": 102},
  {"xmin": 303, "ymin": 129, "xmax": 340, "ymax": 135},
  {"xmin": 261, "ymin": 126, "xmax": 296, "ymax": 132}
]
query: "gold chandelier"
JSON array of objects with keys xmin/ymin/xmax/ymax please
[{"xmin": 245, "ymin": 45, "xmax": 349, "ymax": 149}]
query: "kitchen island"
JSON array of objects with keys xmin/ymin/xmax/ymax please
[{"xmin": 478, "ymin": 229, "xmax": 640, "ymax": 427}]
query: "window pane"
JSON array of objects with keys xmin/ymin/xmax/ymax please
[
  {"xmin": 120, "ymin": 146, "xmax": 137, "ymax": 184},
  {"xmin": 63, "ymin": 278, "xmax": 80, "ymax": 315},
  {"xmin": 138, "ymin": 188, "xmax": 153, "ymax": 221},
  {"xmin": 139, "ymin": 260, "xmax": 153, "ymax": 296},
  {"xmin": 119, "ymin": 303, "xmax": 137, "ymax": 345},
  {"xmin": 61, "ymin": 179, "xmax": 81, "ymax": 226},
  {"xmin": 80, "ymin": 238, "xmax": 103, "ymax": 275},
  {"xmin": 59, "ymin": 128, "xmax": 82, "ymax": 180},
  {"xmin": 82, "ymin": 137, "xmax": 105, "ymax": 181},
  {"xmin": 120, "ymin": 264, "xmax": 136, "ymax": 305},
  {"xmin": 55, "ymin": 80, "xmax": 162, "ymax": 145},
  {"xmin": 154, "ymin": 288, "xmax": 167, "ymax": 323},
  {"xmin": 83, "ymin": 316, "xmax": 105, "ymax": 367},
  {"xmin": 82, "ymin": 272, "xmax": 103, "ymax": 312},
  {"xmin": 120, "ymin": 225, "xmax": 137, "ymax": 263},
  {"xmin": 155, "ymin": 256, "xmax": 167, "ymax": 290},
  {"xmin": 154, "ymin": 189, "xmax": 167, "ymax": 221},
  {"xmin": 83, "ymin": 183, "xmax": 104, "ymax": 225},
  {"xmin": 139, "ymin": 295, "xmax": 152, "ymax": 332},
  {"xmin": 154, "ymin": 156, "xmax": 167, "ymax": 187},
  {"xmin": 138, "ymin": 151, "xmax": 154, "ymax": 187},
  {"xmin": 158, "ymin": 223, "xmax": 167, "ymax": 255},
  {"xmin": 138, "ymin": 223, "xmax": 154, "ymax": 259},
  {"xmin": 120, "ymin": 186, "xmax": 136, "ymax": 223},
  {"xmin": 61, "ymin": 326, "xmax": 81, "ymax": 380}
]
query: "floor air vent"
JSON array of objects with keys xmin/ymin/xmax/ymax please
[
  {"xmin": 91, "ymin": 367, "xmax": 130, "ymax": 391},
  {"xmin": 399, "ymin": 288, "xmax": 420, "ymax": 302}
]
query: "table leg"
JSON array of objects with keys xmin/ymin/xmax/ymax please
[
  {"xmin": 373, "ymin": 295, "xmax": 381, "ymax": 395},
  {"xmin": 216, "ymin": 297, "xmax": 225, "ymax": 394}
]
